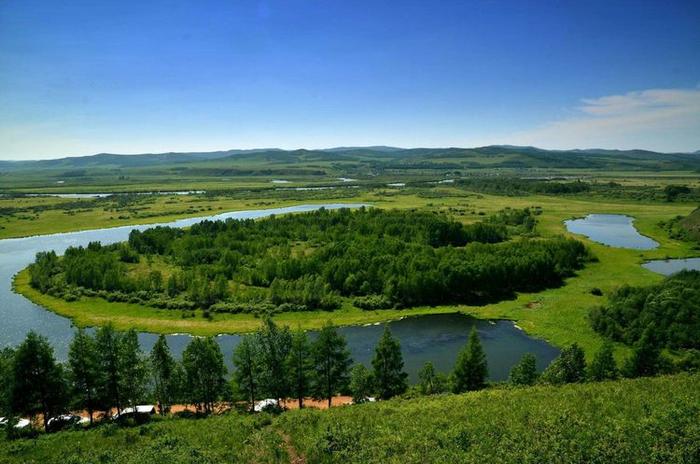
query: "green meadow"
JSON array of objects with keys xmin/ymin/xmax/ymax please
[
  {"xmin": 1, "ymin": 373, "xmax": 696, "ymax": 463},
  {"xmin": 11, "ymin": 184, "xmax": 698, "ymax": 360}
]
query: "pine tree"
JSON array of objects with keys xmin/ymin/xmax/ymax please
[
  {"xmin": 118, "ymin": 330, "xmax": 148, "ymax": 411},
  {"xmin": 95, "ymin": 324, "xmax": 123, "ymax": 415},
  {"xmin": 509, "ymin": 353, "xmax": 538, "ymax": 386},
  {"xmin": 151, "ymin": 334, "xmax": 176, "ymax": 415},
  {"xmin": 588, "ymin": 341, "xmax": 618, "ymax": 381},
  {"xmin": 233, "ymin": 335, "xmax": 260, "ymax": 410},
  {"xmin": 349, "ymin": 364, "xmax": 374, "ymax": 404},
  {"xmin": 11, "ymin": 331, "xmax": 68, "ymax": 430},
  {"xmin": 67, "ymin": 329, "xmax": 100, "ymax": 423},
  {"xmin": 312, "ymin": 321, "xmax": 352, "ymax": 408},
  {"xmin": 452, "ymin": 326, "xmax": 488, "ymax": 393},
  {"xmin": 286, "ymin": 329, "xmax": 313, "ymax": 409},
  {"xmin": 372, "ymin": 326, "xmax": 407, "ymax": 399}
]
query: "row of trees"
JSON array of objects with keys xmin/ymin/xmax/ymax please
[
  {"xmin": 28, "ymin": 208, "xmax": 589, "ymax": 312},
  {"xmin": 3, "ymin": 319, "xmax": 693, "ymax": 435},
  {"xmin": 0, "ymin": 320, "xmax": 491, "ymax": 432}
]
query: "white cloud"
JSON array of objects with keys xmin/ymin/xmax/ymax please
[{"xmin": 512, "ymin": 87, "xmax": 700, "ymax": 152}]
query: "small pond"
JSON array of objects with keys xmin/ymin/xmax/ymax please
[
  {"xmin": 564, "ymin": 214, "xmax": 659, "ymax": 249},
  {"xmin": 642, "ymin": 257, "xmax": 700, "ymax": 276}
]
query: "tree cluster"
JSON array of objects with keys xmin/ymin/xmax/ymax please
[
  {"xmin": 590, "ymin": 270, "xmax": 700, "ymax": 350},
  {"xmin": 28, "ymin": 207, "xmax": 590, "ymax": 314}
]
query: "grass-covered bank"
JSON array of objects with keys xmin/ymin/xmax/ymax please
[
  {"xmin": 13, "ymin": 268, "xmax": 464, "ymax": 335},
  {"xmin": 1, "ymin": 373, "xmax": 697, "ymax": 463},
  {"xmin": 9, "ymin": 189, "xmax": 698, "ymax": 358}
]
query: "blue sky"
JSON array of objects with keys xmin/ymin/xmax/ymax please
[{"xmin": 1, "ymin": 0, "xmax": 699, "ymax": 159}]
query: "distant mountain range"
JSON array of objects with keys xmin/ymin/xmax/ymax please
[{"xmin": 0, "ymin": 145, "xmax": 698, "ymax": 172}]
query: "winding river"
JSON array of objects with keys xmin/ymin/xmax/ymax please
[{"xmin": 0, "ymin": 203, "xmax": 559, "ymax": 382}]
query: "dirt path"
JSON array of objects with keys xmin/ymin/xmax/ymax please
[{"xmin": 280, "ymin": 431, "xmax": 307, "ymax": 464}]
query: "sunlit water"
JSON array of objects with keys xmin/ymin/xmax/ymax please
[
  {"xmin": 642, "ymin": 257, "xmax": 700, "ymax": 276},
  {"xmin": 565, "ymin": 214, "xmax": 659, "ymax": 249},
  {"xmin": 0, "ymin": 203, "xmax": 558, "ymax": 382}
]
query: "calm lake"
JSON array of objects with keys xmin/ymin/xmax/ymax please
[
  {"xmin": 0, "ymin": 203, "xmax": 558, "ymax": 382},
  {"xmin": 564, "ymin": 214, "xmax": 659, "ymax": 249},
  {"xmin": 642, "ymin": 257, "xmax": 700, "ymax": 276}
]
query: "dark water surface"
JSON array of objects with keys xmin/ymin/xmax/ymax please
[{"xmin": 0, "ymin": 203, "xmax": 558, "ymax": 382}]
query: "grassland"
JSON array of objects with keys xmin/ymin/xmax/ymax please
[
  {"xmin": 1, "ymin": 373, "xmax": 697, "ymax": 463},
  {"xmin": 11, "ymin": 185, "xmax": 698, "ymax": 360}
]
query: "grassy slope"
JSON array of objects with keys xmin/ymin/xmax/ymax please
[
  {"xmin": 11, "ymin": 189, "xmax": 698, "ymax": 358},
  {"xmin": 1, "ymin": 374, "xmax": 697, "ymax": 463}
]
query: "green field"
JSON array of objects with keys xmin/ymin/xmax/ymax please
[
  {"xmin": 11, "ymin": 186, "xmax": 698, "ymax": 360},
  {"xmin": 1, "ymin": 373, "xmax": 696, "ymax": 463}
]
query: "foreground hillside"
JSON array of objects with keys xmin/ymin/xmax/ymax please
[{"xmin": 2, "ymin": 374, "xmax": 697, "ymax": 463}]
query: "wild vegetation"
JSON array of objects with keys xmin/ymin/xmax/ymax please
[
  {"xmin": 26, "ymin": 207, "xmax": 589, "ymax": 316},
  {"xmin": 1, "ymin": 352, "xmax": 697, "ymax": 463},
  {"xmin": 660, "ymin": 207, "xmax": 700, "ymax": 244},
  {"xmin": 590, "ymin": 270, "xmax": 700, "ymax": 352},
  {"xmin": 2, "ymin": 150, "xmax": 700, "ymax": 462}
]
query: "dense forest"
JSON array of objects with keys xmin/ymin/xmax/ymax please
[
  {"xmin": 28, "ymin": 207, "xmax": 590, "ymax": 314},
  {"xmin": 590, "ymin": 270, "xmax": 700, "ymax": 352}
]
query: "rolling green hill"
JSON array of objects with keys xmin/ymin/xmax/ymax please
[
  {"xmin": 1, "ymin": 374, "xmax": 696, "ymax": 463},
  {"xmin": 2, "ymin": 145, "xmax": 700, "ymax": 174}
]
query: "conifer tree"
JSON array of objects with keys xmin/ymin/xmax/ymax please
[
  {"xmin": 286, "ymin": 329, "xmax": 313, "ymax": 409},
  {"xmin": 452, "ymin": 326, "xmax": 488, "ymax": 393},
  {"xmin": 95, "ymin": 324, "xmax": 123, "ymax": 415},
  {"xmin": 118, "ymin": 330, "xmax": 148, "ymax": 411},
  {"xmin": 67, "ymin": 328, "xmax": 100, "ymax": 423},
  {"xmin": 233, "ymin": 335, "xmax": 260, "ymax": 410},
  {"xmin": 151, "ymin": 334, "xmax": 177, "ymax": 415},
  {"xmin": 372, "ymin": 326, "xmax": 407, "ymax": 399},
  {"xmin": 312, "ymin": 321, "xmax": 352, "ymax": 408}
]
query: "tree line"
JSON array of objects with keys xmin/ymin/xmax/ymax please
[
  {"xmin": 27, "ymin": 207, "xmax": 590, "ymax": 313},
  {"xmin": 3, "ymin": 315, "xmax": 694, "ymax": 436}
]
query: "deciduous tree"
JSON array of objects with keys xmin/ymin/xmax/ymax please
[
  {"xmin": 11, "ymin": 331, "xmax": 68, "ymax": 430},
  {"xmin": 588, "ymin": 342, "xmax": 618, "ymax": 381},
  {"xmin": 509, "ymin": 353, "xmax": 538, "ymax": 386}
]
